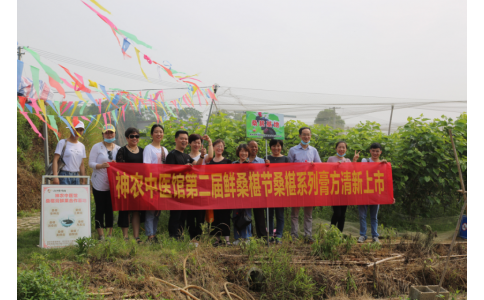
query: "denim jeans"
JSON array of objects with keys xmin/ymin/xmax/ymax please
[
  {"xmin": 268, "ymin": 207, "xmax": 284, "ymax": 239},
  {"xmin": 58, "ymin": 171, "xmax": 80, "ymax": 185},
  {"xmin": 233, "ymin": 209, "xmax": 252, "ymax": 240},
  {"xmin": 145, "ymin": 210, "xmax": 160, "ymax": 236},
  {"xmin": 358, "ymin": 205, "xmax": 379, "ymax": 238}
]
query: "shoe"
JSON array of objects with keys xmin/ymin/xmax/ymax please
[
  {"xmin": 372, "ymin": 237, "xmax": 380, "ymax": 244},
  {"xmin": 358, "ymin": 236, "xmax": 366, "ymax": 243},
  {"xmin": 232, "ymin": 240, "xmax": 240, "ymax": 246},
  {"xmin": 275, "ymin": 238, "xmax": 282, "ymax": 245},
  {"xmin": 291, "ymin": 235, "xmax": 299, "ymax": 242},
  {"xmin": 135, "ymin": 237, "xmax": 142, "ymax": 244},
  {"xmin": 107, "ymin": 235, "xmax": 112, "ymax": 238},
  {"xmin": 98, "ymin": 235, "xmax": 105, "ymax": 241},
  {"xmin": 244, "ymin": 239, "xmax": 251, "ymax": 245},
  {"xmin": 304, "ymin": 236, "xmax": 315, "ymax": 244},
  {"xmin": 124, "ymin": 237, "xmax": 129, "ymax": 242}
]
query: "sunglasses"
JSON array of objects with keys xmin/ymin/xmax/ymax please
[
  {"xmin": 107, "ymin": 150, "xmax": 113, "ymax": 160},
  {"xmin": 129, "ymin": 135, "xmax": 140, "ymax": 139}
]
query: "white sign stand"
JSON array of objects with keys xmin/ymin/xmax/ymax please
[{"xmin": 40, "ymin": 176, "xmax": 91, "ymax": 249}]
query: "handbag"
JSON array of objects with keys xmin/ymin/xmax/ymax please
[
  {"xmin": 233, "ymin": 209, "xmax": 252, "ymax": 231},
  {"xmin": 45, "ymin": 139, "xmax": 67, "ymax": 175}
]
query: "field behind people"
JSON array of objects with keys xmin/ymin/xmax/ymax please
[{"xmin": 17, "ymin": 111, "xmax": 467, "ymax": 299}]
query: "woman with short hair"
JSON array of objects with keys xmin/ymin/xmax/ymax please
[
  {"xmin": 232, "ymin": 144, "xmax": 252, "ymax": 245},
  {"xmin": 186, "ymin": 133, "xmax": 214, "ymax": 240},
  {"xmin": 327, "ymin": 141, "xmax": 358, "ymax": 233},
  {"xmin": 265, "ymin": 139, "xmax": 290, "ymax": 244},
  {"xmin": 115, "ymin": 127, "xmax": 145, "ymax": 243},
  {"xmin": 143, "ymin": 124, "xmax": 169, "ymax": 243},
  {"xmin": 89, "ymin": 124, "xmax": 120, "ymax": 240},
  {"xmin": 207, "ymin": 139, "xmax": 232, "ymax": 246}
]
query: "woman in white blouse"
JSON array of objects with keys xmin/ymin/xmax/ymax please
[
  {"xmin": 143, "ymin": 124, "xmax": 169, "ymax": 243},
  {"xmin": 88, "ymin": 124, "xmax": 120, "ymax": 240}
]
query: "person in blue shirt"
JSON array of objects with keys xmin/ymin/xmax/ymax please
[{"xmin": 287, "ymin": 127, "xmax": 321, "ymax": 243}]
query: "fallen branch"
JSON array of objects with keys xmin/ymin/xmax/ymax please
[
  {"xmin": 87, "ymin": 292, "xmax": 113, "ymax": 296},
  {"xmin": 253, "ymin": 260, "xmax": 369, "ymax": 265},
  {"xmin": 183, "ymin": 285, "xmax": 219, "ymax": 300},
  {"xmin": 224, "ymin": 282, "xmax": 255, "ymax": 300},
  {"xmin": 367, "ymin": 255, "xmax": 403, "ymax": 268},
  {"xmin": 220, "ymin": 291, "xmax": 243, "ymax": 300}
]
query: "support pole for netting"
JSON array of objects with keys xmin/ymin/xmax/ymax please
[
  {"xmin": 202, "ymin": 84, "xmax": 219, "ymax": 146},
  {"xmin": 435, "ymin": 129, "xmax": 467, "ymax": 298},
  {"xmin": 266, "ymin": 139, "xmax": 270, "ymax": 246},
  {"xmin": 388, "ymin": 105, "xmax": 394, "ymax": 135}
]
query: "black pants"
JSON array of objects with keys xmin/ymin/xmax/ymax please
[
  {"xmin": 186, "ymin": 210, "xmax": 206, "ymax": 239},
  {"xmin": 210, "ymin": 209, "xmax": 232, "ymax": 237},
  {"xmin": 168, "ymin": 210, "xmax": 187, "ymax": 239},
  {"xmin": 331, "ymin": 206, "xmax": 348, "ymax": 232},
  {"xmin": 117, "ymin": 211, "xmax": 145, "ymax": 228},
  {"xmin": 92, "ymin": 188, "xmax": 113, "ymax": 229},
  {"xmin": 253, "ymin": 208, "xmax": 268, "ymax": 239}
]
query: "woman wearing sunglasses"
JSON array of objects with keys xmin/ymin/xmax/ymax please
[
  {"xmin": 142, "ymin": 124, "xmax": 168, "ymax": 243},
  {"xmin": 115, "ymin": 127, "xmax": 145, "ymax": 243},
  {"xmin": 88, "ymin": 124, "xmax": 120, "ymax": 241}
]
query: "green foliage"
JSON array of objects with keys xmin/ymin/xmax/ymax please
[
  {"xmin": 17, "ymin": 263, "xmax": 88, "ymax": 300},
  {"xmin": 75, "ymin": 236, "xmax": 97, "ymax": 256},
  {"xmin": 311, "ymin": 224, "xmax": 356, "ymax": 260},
  {"xmin": 314, "ymin": 108, "xmax": 345, "ymax": 128}
]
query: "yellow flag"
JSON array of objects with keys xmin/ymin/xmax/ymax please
[
  {"xmin": 74, "ymin": 91, "xmax": 87, "ymax": 103},
  {"xmin": 134, "ymin": 47, "xmax": 150, "ymax": 82},
  {"xmin": 70, "ymin": 102, "xmax": 79, "ymax": 117},
  {"xmin": 88, "ymin": 80, "xmax": 98, "ymax": 88},
  {"xmin": 90, "ymin": 0, "xmax": 111, "ymax": 14}
]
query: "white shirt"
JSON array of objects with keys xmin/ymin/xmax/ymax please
[
  {"xmin": 54, "ymin": 139, "xmax": 86, "ymax": 172},
  {"xmin": 143, "ymin": 144, "xmax": 169, "ymax": 164},
  {"xmin": 190, "ymin": 153, "xmax": 209, "ymax": 165},
  {"xmin": 88, "ymin": 142, "xmax": 120, "ymax": 191},
  {"xmin": 362, "ymin": 158, "xmax": 375, "ymax": 162}
]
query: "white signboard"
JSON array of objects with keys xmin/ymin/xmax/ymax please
[{"xmin": 40, "ymin": 185, "xmax": 91, "ymax": 249}]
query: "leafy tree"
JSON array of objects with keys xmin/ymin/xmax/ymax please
[
  {"xmin": 314, "ymin": 109, "xmax": 345, "ymax": 128},
  {"xmin": 178, "ymin": 107, "xmax": 203, "ymax": 123}
]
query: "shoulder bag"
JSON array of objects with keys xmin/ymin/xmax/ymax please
[
  {"xmin": 45, "ymin": 139, "xmax": 67, "ymax": 175},
  {"xmin": 233, "ymin": 209, "xmax": 252, "ymax": 231}
]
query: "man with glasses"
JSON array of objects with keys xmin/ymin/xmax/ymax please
[
  {"xmin": 52, "ymin": 121, "xmax": 87, "ymax": 185},
  {"xmin": 287, "ymin": 127, "xmax": 321, "ymax": 243}
]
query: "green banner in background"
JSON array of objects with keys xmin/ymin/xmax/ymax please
[{"xmin": 246, "ymin": 111, "xmax": 285, "ymax": 140}]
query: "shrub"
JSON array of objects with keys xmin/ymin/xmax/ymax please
[{"xmin": 17, "ymin": 264, "xmax": 87, "ymax": 300}]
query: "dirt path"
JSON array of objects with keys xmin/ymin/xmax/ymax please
[{"xmin": 17, "ymin": 212, "xmax": 40, "ymax": 233}]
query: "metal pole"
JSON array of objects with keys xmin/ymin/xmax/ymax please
[
  {"xmin": 202, "ymin": 84, "xmax": 218, "ymax": 146},
  {"xmin": 266, "ymin": 139, "xmax": 270, "ymax": 246},
  {"xmin": 435, "ymin": 130, "xmax": 468, "ymax": 298},
  {"xmin": 333, "ymin": 107, "xmax": 336, "ymax": 128},
  {"xmin": 388, "ymin": 105, "xmax": 394, "ymax": 135}
]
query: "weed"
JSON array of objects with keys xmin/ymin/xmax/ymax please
[
  {"xmin": 361, "ymin": 242, "xmax": 382, "ymax": 253},
  {"xmin": 17, "ymin": 263, "xmax": 88, "ymax": 299},
  {"xmin": 345, "ymin": 269, "xmax": 357, "ymax": 295},
  {"xmin": 311, "ymin": 224, "xmax": 354, "ymax": 260},
  {"xmin": 75, "ymin": 236, "xmax": 97, "ymax": 257}
]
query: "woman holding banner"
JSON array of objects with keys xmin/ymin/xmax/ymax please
[
  {"xmin": 232, "ymin": 144, "xmax": 253, "ymax": 245},
  {"xmin": 115, "ymin": 127, "xmax": 145, "ymax": 244},
  {"xmin": 327, "ymin": 141, "xmax": 359, "ymax": 233},
  {"xmin": 89, "ymin": 124, "xmax": 120, "ymax": 241},
  {"xmin": 207, "ymin": 139, "xmax": 232, "ymax": 246},
  {"xmin": 266, "ymin": 139, "xmax": 290, "ymax": 244},
  {"xmin": 186, "ymin": 134, "xmax": 213, "ymax": 240},
  {"xmin": 142, "ymin": 124, "xmax": 169, "ymax": 243}
]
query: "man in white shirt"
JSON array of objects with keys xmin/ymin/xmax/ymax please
[{"xmin": 52, "ymin": 121, "xmax": 87, "ymax": 185}]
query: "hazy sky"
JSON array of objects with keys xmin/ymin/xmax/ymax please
[{"xmin": 17, "ymin": 0, "xmax": 466, "ymax": 127}]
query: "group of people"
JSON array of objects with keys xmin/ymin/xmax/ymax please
[{"xmin": 51, "ymin": 123, "xmax": 388, "ymax": 245}]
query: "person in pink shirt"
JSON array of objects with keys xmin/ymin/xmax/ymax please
[{"xmin": 327, "ymin": 141, "xmax": 359, "ymax": 233}]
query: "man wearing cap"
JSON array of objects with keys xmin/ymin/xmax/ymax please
[{"xmin": 52, "ymin": 121, "xmax": 87, "ymax": 185}]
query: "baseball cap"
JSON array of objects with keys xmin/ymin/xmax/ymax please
[
  {"xmin": 102, "ymin": 124, "xmax": 116, "ymax": 133},
  {"xmin": 66, "ymin": 121, "xmax": 85, "ymax": 130}
]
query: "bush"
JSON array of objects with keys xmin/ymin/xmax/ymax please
[{"xmin": 17, "ymin": 264, "xmax": 87, "ymax": 300}]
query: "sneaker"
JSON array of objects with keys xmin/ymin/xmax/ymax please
[
  {"xmin": 275, "ymin": 238, "xmax": 282, "ymax": 245},
  {"xmin": 98, "ymin": 235, "xmax": 105, "ymax": 241},
  {"xmin": 244, "ymin": 239, "xmax": 251, "ymax": 245},
  {"xmin": 291, "ymin": 235, "xmax": 299, "ymax": 242},
  {"xmin": 357, "ymin": 236, "xmax": 366, "ymax": 243},
  {"xmin": 232, "ymin": 239, "xmax": 240, "ymax": 246},
  {"xmin": 189, "ymin": 242, "xmax": 199, "ymax": 248},
  {"xmin": 372, "ymin": 237, "xmax": 380, "ymax": 244}
]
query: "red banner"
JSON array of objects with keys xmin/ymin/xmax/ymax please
[{"xmin": 107, "ymin": 162, "xmax": 394, "ymax": 211}]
